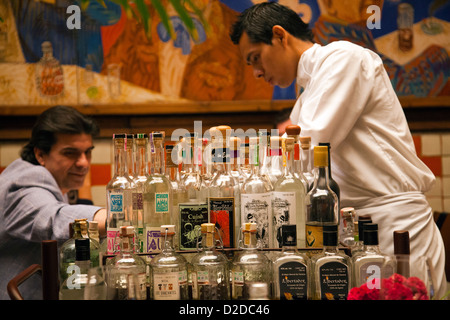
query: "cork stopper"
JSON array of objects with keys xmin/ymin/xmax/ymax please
[
  {"xmin": 88, "ymin": 220, "xmax": 98, "ymax": 231},
  {"xmin": 120, "ymin": 225, "xmax": 135, "ymax": 237},
  {"xmin": 393, "ymin": 230, "xmax": 410, "ymax": 255},
  {"xmin": 313, "ymin": 145, "xmax": 328, "ymax": 167},
  {"xmin": 285, "ymin": 125, "xmax": 301, "ymax": 137},
  {"xmin": 201, "ymin": 223, "xmax": 215, "ymax": 234},
  {"xmin": 341, "ymin": 207, "xmax": 355, "ymax": 218},
  {"xmin": 284, "ymin": 137, "xmax": 294, "ymax": 152},
  {"xmin": 299, "ymin": 136, "xmax": 311, "ymax": 149},
  {"xmin": 160, "ymin": 225, "xmax": 176, "ymax": 235},
  {"xmin": 243, "ymin": 222, "xmax": 257, "ymax": 233}
]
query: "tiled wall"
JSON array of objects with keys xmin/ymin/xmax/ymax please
[{"xmin": 1, "ymin": 133, "xmax": 450, "ymax": 213}]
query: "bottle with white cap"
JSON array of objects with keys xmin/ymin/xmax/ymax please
[{"xmin": 149, "ymin": 225, "xmax": 189, "ymax": 300}]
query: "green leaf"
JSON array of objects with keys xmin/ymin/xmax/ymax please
[
  {"xmin": 182, "ymin": 0, "xmax": 209, "ymax": 34},
  {"xmin": 150, "ymin": 0, "xmax": 175, "ymax": 39},
  {"xmin": 135, "ymin": 0, "xmax": 152, "ymax": 39},
  {"xmin": 169, "ymin": 0, "xmax": 198, "ymax": 41}
]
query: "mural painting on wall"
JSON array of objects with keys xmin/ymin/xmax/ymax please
[{"xmin": 0, "ymin": 0, "xmax": 448, "ymax": 107}]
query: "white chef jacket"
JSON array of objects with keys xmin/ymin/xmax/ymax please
[{"xmin": 290, "ymin": 41, "xmax": 447, "ymax": 298}]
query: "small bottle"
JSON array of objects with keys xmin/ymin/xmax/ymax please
[
  {"xmin": 106, "ymin": 226, "xmax": 147, "ymax": 300},
  {"xmin": 59, "ymin": 238, "xmax": 91, "ymax": 300},
  {"xmin": 231, "ymin": 222, "xmax": 272, "ymax": 300},
  {"xmin": 339, "ymin": 207, "xmax": 356, "ymax": 247},
  {"xmin": 310, "ymin": 225, "xmax": 352, "ymax": 300},
  {"xmin": 318, "ymin": 142, "xmax": 340, "ymax": 210},
  {"xmin": 285, "ymin": 125, "xmax": 308, "ymax": 191},
  {"xmin": 106, "ymin": 134, "xmax": 134, "ymax": 255},
  {"xmin": 393, "ymin": 230, "xmax": 410, "ymax": 278},
  {"xmin": 240, "ymin": 136, "xmax": 273, "ymax": 248},
  {"xmin": 272, "ymin": 137, "xmax": 307, "ymax": 248},
  {"xmin": 190, "ymin": 223, "xmax": 230, "ymax": 300},
  {"xmin": 208, "ymin": 125, "xmax": 240, "ymax": 248},
  {"xmin": 35, "ymin": 41, "xmax": 64, "ymax": 97},
  {"xmin": 272, "ymin": 225, "xmax": 310, "ymax": 300},
  {"xmin": 150, "ymin": 225, "xmax": 189, "ymax": 300},
  {"xmin": 143, "ymin": 132, "xmax": 173, "ymax": 255},
  {"xmin": 305, "ymin": 146, "xmax": 339, "ymax": 249},
  {"xmin": 299, "ymin": 136, "xmax": 314, "ymax": 190},
  {"xmin": 179, "ymin": 133, "xmax": 208, "ymax": 251},
  {"xmin": 352, "ymin": 223, "xmax": 395, "ymax": 289}
]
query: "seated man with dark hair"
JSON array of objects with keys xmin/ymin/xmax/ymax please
[{"xmin": 0, "ymin": 105, "xmax": 106, "ymax": 300}]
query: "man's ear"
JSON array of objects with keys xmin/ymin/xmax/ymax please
[
  {"xmin": 34, "ymin": 147, "xmax": 45, "ymax": 166},
  {"xmin": 272, "ymin": 25, "xmax": 288, "ymax": 46}
]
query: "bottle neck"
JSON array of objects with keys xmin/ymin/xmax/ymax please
[
  {"xmin": 135, "ymin": 142, "xmax": 149, "ymax": 177},
  {"xmin": 201, "ymin": 232, "xmax": 215, "ymax": 250},
  {"xmin": 242, "ymin": 232, "xmax": 257, "ymax": 249},
  {"xmin": 213, "ymin": 146, "xmax": 231, "ymax": 174},
  {"xmin": 153, "ymin": 140, "xmax": 165, "ymax": 175},
  {"xmin": 114, "ymin": 141, "xmax": 127, "ymax": 176},
  {"xmin": 249, "ymin": 143, "xmax": 260, "ymax": 175},
  {"xmin": 313, "ymin": 166, "xmax": 331, "ymax": 189},
  {"xmin": 161, "ymin": 234, "xmax": 175, "ymax": 253},
  {"xmin": 283, "ymin": 148, "xmax": 295, "ymax": 177},
  {"xmin": 119, "ymin": 235, "xmax": 135, "ymax": 255}
]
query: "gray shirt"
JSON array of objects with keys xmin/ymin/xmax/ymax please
[{"xmin": 0, "ymin": 159, "xmax": 101, "ymax": 300}]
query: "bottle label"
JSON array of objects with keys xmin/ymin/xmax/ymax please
[
  {"xmin": 232, "ymin": 271, "xmax": 244, "ymax": 286},
  {"xmin": 272, "ymin": 192, "xmax": 296, "ymax": 248},
  {"xmin": 155, "ymin": 192, "xmax": 169, "ymax": 213},
  {"xmin": 132, "ymin": 192, "xmax": 143, "ymax": 210},
  {"xmin": 319, "ymin": 261, "xmax": 349, "ymax": 300},
  {"xmin": 305, "ymin": 224, "xmax": 323, "ymax": 248},
  {"xmin": 145, "ymin": 227, "xmax": 161, "ymax": 254},
  {"xmin": 209, "ymin": 197, "xmax": 235, "ymax": 248},
  {"xmin": 241, "ymin": 193, "xmax": 272, "ymax": 247},
  {"xmin": 278, "ymin": 261, "xmax": 308, "ymax": 300},
  {"xmin": 106, "ymin": 228, "xmax": 119, "ymax": 254},
  {"xmin": 128, "ymin": 272, "xmax": 147, "ymax": 300},
  {"xmin": 109, "ymin": 192, "xmax": 124, "ymax": 215},
  {"xmin": 179, "ymin": 203, "xmax": 209, "ymax": 250},
  {"xmin": 196, "ymin": 270, "xmax": 209, "ymax": 285},
  {"xmin": 153, "ymin": 272, "xmax": 180, "ymax": 300}
]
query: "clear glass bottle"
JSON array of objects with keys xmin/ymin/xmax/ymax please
[
  {"xmin": 106, "ymin": 134, "xmax": 134, "ymax": 255},
  {"xmin": 272, "ymin": 137, "xmax": 307, "ymax": 248},
  {"xmin": 35, "ymin": 41, "xmax": 64, "ymax": 97},
  {"xmin": 179, "ymin": 133, "xmax": 208, "ymax": 251},
  {"xmin": 208, "ymin": 125, "xmax": 240, "ymax": 248},
  {"xmin": 59, "ymin": 238, "xmax": 91, "ymax": 300},
  {"xmin": 143, "ymin": 132, "xmax": 173, "ymax": 255},
  {"xmin": 231, "ymin": 222, "xmax": 272, "ymax": 300},
  {"xmin": 258, "ymin": 130, "xmax": 272, "ymax": 187},
  {"xmin": 318, "ymin": 142, "xmax": 340, "ymax": 210},
  {"xmin": 285, "ymin": 125, "xmax": 308, "ymax": 192},
  {"xmin": 190, "ymin": 223, "xmax": 230, "ymax": 300},
  {"xmin": 267, "ymin": 136, "xmax": 284, "ymax": 187},
  {"xmin": 299, "ymin": 136, "xmax": 314, "ymax": 190},
  {"xmin": 230, "ymin": 136, "xmax": 247, "ymax": 186},
  {"xmin": 132, "ymin": 133, "xmax": 150, "ymax": 253},
  {"xmin": 352, "ymin": 223, "xmax": 395, "ymax": 289},
  {"xmin": 339, "ymin": 207, "xmax": 356, "ymax": 247},
  {"xmin": 126, "ymin": 134, "xmax": 135, "ymax": 181},
  {"xmin": 240, "ymin": 136, "xmax": 273, "ymax": 248},
  {"xmin": 311, "ymin": 225, "xmax": 351, "ymax": 300},
  {"xmin": 272, "ymin": 225, "xmax": 310, "ymax": 300},
  {"xmin": 149, "ymin": 225, "xmax": 189, "ymax": 300},
  {"xmin": 305, "ymin": 146, "xmax": 339, "ymax": 249}
]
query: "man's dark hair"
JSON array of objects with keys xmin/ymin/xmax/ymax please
[
  {"xmin": 230, "ymin": 2, "xmax": 314, "ymax": 45},
  {"xmin": 21, "ymin": 105, "xmax": 100, "ymax": 164}
]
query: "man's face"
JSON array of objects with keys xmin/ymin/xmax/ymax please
[
  {"xmin": 35, "ymin": 133, "xmax": 94, "ymax": 194},
  {"xmin": 238, "ymin": 31, "xmax": 296, "ymax": 88}
]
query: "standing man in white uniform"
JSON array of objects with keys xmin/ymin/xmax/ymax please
[{"xmin": 230, "ymin": 2, "xmax": 447, "ymax": 298}]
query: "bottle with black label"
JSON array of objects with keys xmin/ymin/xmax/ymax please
[
  {"xmin": 272, "ymin": 225, "xmax": 310, "ymax": 300},
  {"xmin": 318, "ymin": 142, "xmax": 340, "ymax": 210},
  {"xmin": 310, "ymin": 224, "xmax": 351, "ymax": 300}
]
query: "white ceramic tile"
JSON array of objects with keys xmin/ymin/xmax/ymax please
[
  {"xmin": 426, "ymin": 196, "xmax": 443, "ymax": 212},
  {"xmin": 425, "ymin": 176, "xmax": 442, "ymax": 197},
  {"xmin": 92, "ymin": 138, "xmax": 112, "ymax": 164},
  {"xmin": 0, "ymin": 142, "xmax": 24, "ymax": 167},
  {"xmin": 442, "ymin": 134, "xmax": 450, "ymax": 156},
  {"xmin": 421, "ymin": 134, "xmax": 441, "ymax": 156},
  {"xmin": 443, "ymin": 177, "xmax": 450, "ymax": 197},
  {"xmin": 442, "ymin": 156, "xmax": 450, "ymax": 176},
  {"xmin": 91, "ymin": 185, "xmax": 107, "ymax": 207}
]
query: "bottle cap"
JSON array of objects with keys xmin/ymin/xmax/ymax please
[
  {"xmin": 135, "ymin": 133, "xmax": 148, "ymax": 139},
  {"xmin": 341, "ymin": 207, "xmax": 355, "ymax": 218},
  {"xmin": 313, "ymin": 146, "xmax": 328, "ymax": 167},
  {"xmin": 393, "ymin": 230, "xmax": 410, "ymax": 255},
  {"xmin": 160, "ymin": 225, "xmax": 176, "ymax": 235},
  {"xmin": 363, "ymin": 223, "xmax": 379, "ymax": 245},
  {"xmin": 281, "ymin": 225, "xmax": 297, "ymax": 246},
  {"xmin": 201, "ymin": 223, "xmax": 215, "ymax": 234},
  {"xmin": 357, "ymin": 215, "xmax": 372, "ymax": 242},
  {"xmin": 75, "ymin": 238, "xmax": 90, "ymax": 261},
  {"xmin": 322, "ymin": 224, "xmax": 338, "ymax": 246},
  {"xmin": 284, "ymin": 137, "xmax": 294, "ymax": 152},
  {"xmin": 299, "ymin": 136, "xmax": 311, "ymax": 145},
  {"xmin": 285, "ymin": 125, "xmax": 301, "ymax": 136},
  {"xmin": 120, "ymin": 225, "xmax": 134, "ymax": 237},
  {"xmin": 88, "ymin": 220, "xmax": 98, "ymax": 230}
]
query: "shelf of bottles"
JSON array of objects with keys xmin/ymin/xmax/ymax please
[{"xmin": 59, "ymin": 124, "xmax": 408, "ymax": 301}]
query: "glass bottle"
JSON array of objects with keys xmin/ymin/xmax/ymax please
[
  {"xmin": 352, "ymin": 223, "xmax": 395, "ymax": 289},
  {"xmin": 149, "ymin": 225, "xmax": 189, "ymax": 300},
  {"xmin": 318, "ymin": 142, "xmax": 340, "ymax": 210},
  {"xmin": 126, "ymin": 134, "xmax": 135, "ymax": 181},
  {"xmin": 208, "ymin": 125, "xmax": 240, "ymax": 248},
  {"xmin": 106, "ymin": 134, "xmax": 133, "ymax": 255},
  {"xmin": 285, "ymin": 125, "xmax": 308, "ymax": 191},
  {"xmin": 393, "ymin": 230, "xmax": 410, "ymax": 278},
  {"xmin": 106, "ymin": 226, "xmax": 147, "ymax": 300},
  {"xmin": 350, "ymin": 215, "xmax": 372, "ymax": 257},
  {"xmin": 231, "ymin": 222, "xmax": 272, "ymax": 300},
  {"xmin": 240, "ymin": 136, "xmax": 273, "ymax": 248},
  {"xmin": 310, "ymin": 225, "xmax": 352, "ymax": 300},
  {"xmin": 59, "ymin": 219, "xmax": 99, "ymax": 283},
  {"xmin": 132, "ymin": 133, "xmax": 150, "ymax": 253},
  {"xmin": 339, "ymin": 207, "xmax": 356, "ymax": 247},
  {"xmin": 267, "ymin": 136, "xmax": 284, "ymax": 187},
  {"xmin": 305, "ymin": 146, "xmax": 339, "ymax": 249},
  {"xmin": 35, "ymin": 41, "xmax": 64, "ymax": 97},
  {"xmin": 299, "ymin": 136, "xmax": 314, "ymax": 190},
  {"xmin": 190, "ymin": 223, "xmax": 230, "ymax": 300},
  {"xmin": 272, "ymin": 225, "xmax": 310, "ymax": 300},
  {"xmin": 59, "ymin": 238, "xmax": 91, "ymax": 300},
  {"xmin": 89, "ymin": 221, "xmax": 104, "ymax": 266},
  {"xmin": 230, "ymin": 136, "xmax": 246, "ymax": 186},
  {"xmin": 179, "ymin": 133, "xmax": 208, "ymax": 251},
  {"xmin": 258, "ymin": 130, "xmax": 272, "ymax": 187},
  {"xmin": 143, "ymin": 132, "xmax": 173, "ymax": 255},
  {"xmin": 272, "ymin": 137, "xmax": 307, "ymax": 248}
]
